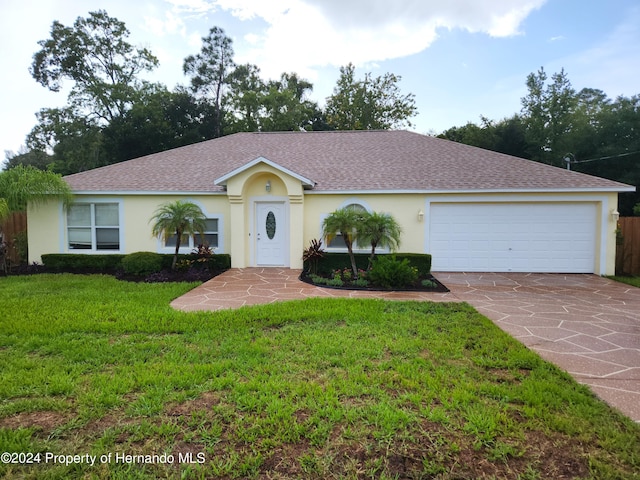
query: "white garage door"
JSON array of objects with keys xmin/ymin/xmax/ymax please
[{"xmin": 429, "ymin": 203, "xmax": 597, "ymax": 273}]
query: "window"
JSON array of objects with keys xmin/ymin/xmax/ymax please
[
  {"xmin": 165, "ymin": 218, "xmax": 219, "ymax": 250},
  {"xmin": 326, "ymin": 203, "xmax": 368, "ymax": 250},
  {"xmin": 67, "ymin": 203, "xmax": 120, "ymax": 251}
]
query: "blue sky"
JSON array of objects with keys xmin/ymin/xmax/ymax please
[{"xmin": 1, "ymin": 0, "xmax": 639, "ymax": 161}]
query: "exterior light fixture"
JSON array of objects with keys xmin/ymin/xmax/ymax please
[
  {"xmin": 611, "ymin": 209, "xmax": 620, "ymax": 222},
  {"xmin": 265, "ymin": 180, "xmax": 271, "ymax": 192},
  {"xmin": 417, "ymin": 210, "xmax": 424, "ymax": 222}
]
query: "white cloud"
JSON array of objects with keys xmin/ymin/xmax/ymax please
[
  {"xmin": 144, "ymin": 10, "xmax": 187, "ymax": 37},
  {"xmin": 179, "ymin": 0, "xmax": 548, "ymax": 79}
]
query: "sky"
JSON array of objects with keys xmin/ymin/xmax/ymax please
[{"xmin": 1, "ymin": 0, "xmax": 639, "ymax": 162}]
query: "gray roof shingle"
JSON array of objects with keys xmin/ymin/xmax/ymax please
[{"xmin": 63, "ymin": 130, "xmax": 634, "ymax": 193}]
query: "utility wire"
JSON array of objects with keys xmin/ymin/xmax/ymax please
[
  {"xmin": 564, "ymin": 150, "xmax": 640, "ymax": 170},
  {"xmin": 571, "ymin": 151, "xmax": 640, "ymax": 164}
]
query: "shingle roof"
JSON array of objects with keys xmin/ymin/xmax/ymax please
[{"xmin": 63, "ymin": 130, "xmax": 634, "ymax": 193}]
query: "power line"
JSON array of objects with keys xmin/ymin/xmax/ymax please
[{"xmin": 564, "ymin": 151, "xmax": 640, "ymax": 170}]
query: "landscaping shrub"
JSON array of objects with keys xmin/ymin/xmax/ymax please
[
  {"xmin": 311, "ymin": 253, "xmax": 431, "ymax": 276},
  {"xmin": 367, "ymin": 255, "xmax": 418, "ymax": 289},
  {"xmin": 186, "ymin": 253, "xmax": 231, "ymax": 271},
  {"xmin": 41, "ymin": 254, "xmax": 125, "ymax": 272},
  {"xmin": 40, "ymin": 252, "xmax": 230, "ymax": 275},
  {"xmin": 121, "ymin": 252, "xmax": 164, "ymax": 276}
]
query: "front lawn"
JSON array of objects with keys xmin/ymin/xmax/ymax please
[
  {"xmin": 0, "ymin": 274, "xmax": 638, "ymax": 479},
  {"xmin": 609, "ymin": 275, "xmax": 640, "ymax": 288}
]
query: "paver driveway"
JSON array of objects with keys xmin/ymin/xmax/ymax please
[{"xmin": 172, "ymin": 269, "xmax": 640, "ymax": 422}]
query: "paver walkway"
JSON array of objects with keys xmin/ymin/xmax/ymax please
[
  {"xmin": 170, "ymin": 268, "xmax": 456, "ymax": 311},
  {"xmin": 172, "ymin": 269, "xmax": 640, "ymax": 422}
]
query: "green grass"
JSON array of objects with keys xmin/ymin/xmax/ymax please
[
  {"xmin": 1, "ymin": 273, "xmax": 639, "ymax": 479},
  {"xmin": 609, "ymin": 275, "xmax": 640, "ymax": 288}
]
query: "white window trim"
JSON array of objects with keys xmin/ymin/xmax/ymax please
[{"xmin": 64, "ymin": 200, "xmax": 124, "ymax": 253}]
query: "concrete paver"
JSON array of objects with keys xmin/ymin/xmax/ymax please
[{"xmin": 172, "ymin": 269, "xmax": 640, "ymax": 422}]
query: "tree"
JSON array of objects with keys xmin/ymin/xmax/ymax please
[
  {"xmin": 520, "ymin": 67, "xmax": 577, "ymax": 165},
  {"xmin": 102, "ymin": 86, "xmax": 217, "ymax": 163},
  {"xmin": 30, "ymin": 10, "xmax": 158, "ymax": 123},
  {"xmin": 26, "ymin": 107, "xmax": 105, "ymax": 175},
  {"xmin": 0, "ymin": 165, "xmax": 73, "ymax": 214},
  {"xmin": 183, "ymin": 26, "xmax": 236, "ymax": 138},
  {"xmin": 322, "ymin": 207, "xmax": 364, "ymax": 278},
  {"xmin": 225, "ymin": 63, "xmax": 266, "ymax": 133},
  {"xmin": 261, "ymin": 73, "xmax": 319, "ymax": 131},
  {"xmin": 4, "ymin": 148, "xmax": 52, "ymax": 171},
  {"xmin": 150, "ymin": 201, "xmax": 207, "ymax": 270},
  {"xmin": 325, "ymin": 63, "xmax": 417, "ymax": 130},
  {"xmin": 0, "ymin": 166, "xmax": 73, "ymax": 248},
  {"xmin": 358, "ymin": 211, "xmax": 402, "ymax": 269},
  {"xmin": 439, "ymin": 115, "xmax": 528, "ymax": 159}
]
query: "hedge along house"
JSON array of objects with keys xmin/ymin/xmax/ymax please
[{"xmin": 28, "ymin": 130, "xmax": 634, "ymax": 275}]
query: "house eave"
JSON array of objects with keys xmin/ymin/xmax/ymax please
[
  {"xmin": 69, "ymin": 190, "xmax": 228, "ymax": 196},
  {"xmin": 305, "ymin": 186, "xmax": 636, "ymax": 195}
]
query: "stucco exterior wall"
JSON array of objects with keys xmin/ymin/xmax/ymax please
[
  {"xmin": 27, "ymin": 188, "xmax": 620, "ymax": 275},
  {"xmin": 28, "ymin": 194, "xmax": 230, "ymax": 263},
  {"xmin": 303, "ymin": 193, "xmax": 427, "ymax": 254},
  {"xmin": 119, "ymin": 195, "xmax": 230, "ymax": 254},
  {"xmin": 27, "ymin": 199, "xmax": 63, "ymax": 264}
]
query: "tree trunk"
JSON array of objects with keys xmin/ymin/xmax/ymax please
[
  {"xmin": 343, "ymin": 236, "xmax": 359, "ymax": 279},
  {"xmin": 172, "ymin": 228, "xmax": 182, "ymax": 270},
  {"xmin": 368, "ymin": 242, "xmax": 378, "ymax": 270}
]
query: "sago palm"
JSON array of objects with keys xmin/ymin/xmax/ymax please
[
  {"xmin": 358, "ymin": 211, "xmax": 402, "ymax": 269},
  {"xmin": 322, "ymin": 207, "xmax": 364, "ymax": 278},
  {"xmin": 150, "ymin": 200, "xmax": 207, "ymax": 270}
]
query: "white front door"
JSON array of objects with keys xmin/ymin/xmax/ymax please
[{"xmin": 255, "ymin": 202, "xmax": 287, "ymax": 266}]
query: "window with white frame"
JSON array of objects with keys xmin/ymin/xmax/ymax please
[
  {"xmin": 67, "ymin": 203, "xmax": 120, "ymax": 251},
  {"xmin": 325, "ymin": 203, "xmax": 368, "ymax": 250},
  {"xmin": 164, "ymin": 218, "xmax": 219, "ymax": 250}
]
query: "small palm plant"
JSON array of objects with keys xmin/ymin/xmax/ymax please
[
  {"xmin": 322, "ymin": 207, "xmax": 364, "ymax": 278},
  {"xmin": 0, "ymin": 166, "xmax": 73, "ymax": 268},
  {"xmin": 358, "ymin": 211, "xmax": 402, "ymax": 269},
  {"xmin": 150, "ymin": 200, "xmax": 207, "ymax": 270}
]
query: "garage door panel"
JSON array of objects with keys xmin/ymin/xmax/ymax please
[{"xmin": 429, "ymin": 203, "xmax": 596, "ymax": 273}]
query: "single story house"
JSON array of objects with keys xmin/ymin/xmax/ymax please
[{"xmin": 28, "ymin": 130, "xmax": 634, "ymax": 274}]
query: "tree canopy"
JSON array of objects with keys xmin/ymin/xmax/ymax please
[
  {"xmin": 439, "ymin": 67, "xmax": 640, "ymax": 214},
  {"xmin": 22, "ymin": 11, "xmax": 640, "ymax": 215},
  {"xmin": 325, "ymin": 63, "xmax": 417, "ymax": 130},
  {"xmin": 30, "ymin": 10, "xmax": 158, "ymax": 123},
  {"xmin": 0, "ymin": 165, "xmax": 73, "ymax": 215},
  {"xmin": 10, "ymin": 11, "xmax": 419, "ymax": 176}
]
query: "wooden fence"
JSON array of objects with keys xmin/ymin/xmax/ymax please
[
  {"xmin": 1, "ymin": 211, "xmax": 27, "ymax": 265},
  {"xmin": 616, "ymin": 217, "xmax": 640, "ymax": 276}
]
